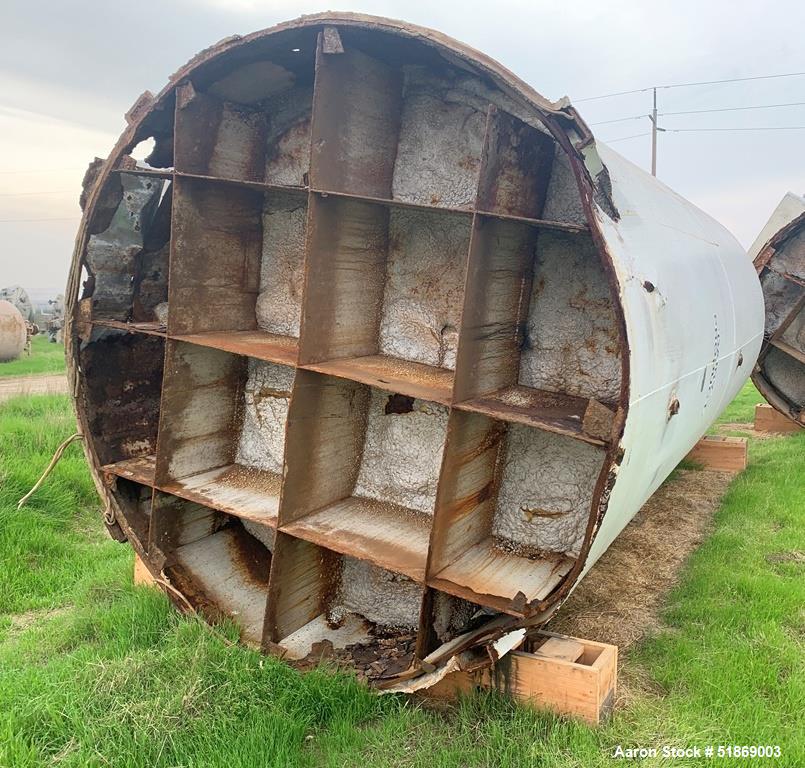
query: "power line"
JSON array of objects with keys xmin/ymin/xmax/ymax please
[
  {"xmin": 658, "ymin": 72, "xmax": 805, "ymax": 91},
  {"xmin": 599, "ymin": 125, "xmax": 805, "ymax": 143},
  {"xmin": 591, "ymin": 115, "xmax": 646, "ymax": 126},
  {"xmin": 576, "ymin": 86, "xmax": 651, "ymax": 103},
  {"xmin": 586, "ymin": 78, "xmax": 805, "ymax": 175},
  {"xmin": 592, "ymin": 100, "xmax": 805, "ymax": 126},
  {"xmin": 576, "ymin": 70, "xmax": 805, "ymax": 102},
  {"xmin": 603, "ymin": 132, "xmax": 651, "ymax": 143},
  {"xmin": 660, "ymin": 101, "xmax": 805, "ymax": 117}
]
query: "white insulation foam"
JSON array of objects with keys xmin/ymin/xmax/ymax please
[
  {"xmin": 329, "ymin": 556, "xmax": 423, "ymax": 631},
  {"xmin": 353, "ymin": 390, "xmax": 449, "ymax": 515},
  {"xmin": 493, "ymin": 424, "xmax": 604, "ymax": 555},
  {"xmin": 378, "ymin": 208, "xmax": 469, "ymax": 369},
  {"xmin": 519, "ymin": 232, "xmax": 622, "ymax": 402},
  {"xmin": 256, "ymin": 194, "xmax": 307, "ymax": 337},
  {"xmin": 235, "ymin": 359, "xmax": 294, "ymax": 473}
]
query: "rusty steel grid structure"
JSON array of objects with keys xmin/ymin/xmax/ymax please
[{"xmin": 66, "ymin": 13, "xmax": 763, "ymax": 671}]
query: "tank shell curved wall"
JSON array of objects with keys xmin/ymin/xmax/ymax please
[
  {"xmin": 65, "ymin": 13, "xmax": 763, "ymax": 665},
  {"xmin": 580, "ymin": 146, "xmax": 763, "ymax": 567},
  {"xmin": 0, "ymin": 300, "xmax": 27, "ymax": 362}
]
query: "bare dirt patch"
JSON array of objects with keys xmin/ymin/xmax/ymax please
[
  {"xmin": 0, "ymin": 373, "xmax": 68, "ymax": 402},
  {"xmin": 713, "ymin": 422, "xmax": 774, "ymax": 440},
  {"xmin": 765, "ymin": 551, "xmax": 805, "ymax": 565},
  {"xmin": 6, "ymin": 606, "xmax": 70, "ymax": 638}
]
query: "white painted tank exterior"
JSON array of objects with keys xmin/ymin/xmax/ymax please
[{"xmin": 579, "ymin": 143, "xmax": 764, "ymax": 575}]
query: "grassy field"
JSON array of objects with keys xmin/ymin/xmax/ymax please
[
  {"xmin": 0, "ymin": 335, "xmax": 65, "ymax": 377},
  {"xmin": 0, "ymin": 385, "xmax": 802, "ymax": 767}
]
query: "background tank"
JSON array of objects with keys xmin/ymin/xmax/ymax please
[
  {"xmin": 0, "ymin": 300, "xmax": 27, "ymax": 362},
  {"xmin": 0, "ymin": 285, "xmax": 35, "ymax": 323},
  {"xmin": 46, "ymin": 294, "xmax": 65, "ymax": 343},
  {"xmin": 65, "ymin": 14, "xmax": 763, "ymax": 668},
  {"xmin": 752, "ymin": 203, "xmax": 805, "ymax": 426},
  {"xmin": 748, "ymin": 192, "xmax": 805, "ymax": 260}
]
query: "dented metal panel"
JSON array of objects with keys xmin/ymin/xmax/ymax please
[{"xmin": 65, "ymin": 13, "xmax": 763, "ymax": 681}]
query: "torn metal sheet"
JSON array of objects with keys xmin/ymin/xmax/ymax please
[{"xmin": 378, "ymin": 654, "xmax": 463, "ymax": 695}]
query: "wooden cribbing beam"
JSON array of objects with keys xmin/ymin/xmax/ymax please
[
  {"xmin": 754, "ymin": 403, "xmax": 801, "ymax": 434},
  {"xmin": 133, "ymin": 553, "xmax": 156, "ymax": 587},
  {"xmin": 684, "ymin": 435, "xmax": 747, "ymax": 472},
  {"xmin": 427, "ymin": 630, "xmax": 618, "ymax": 725}
]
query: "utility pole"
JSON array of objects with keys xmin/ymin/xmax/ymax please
[{"xmin": 649, "ymin": 87, "xmax": 665, "ymax": 176}]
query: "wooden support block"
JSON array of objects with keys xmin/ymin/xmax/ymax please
[
  {"xmin": 427, "ymin": 631, "xmax": 618, "ymax": 725},
  {"xmin": 133, "ymin": 553, "xmax": 157, "ymax": 587},
  {"xmin": 685, "ymin": 435, "xmax": 747, "ymax": 472},
  {"xmin": 754, "ymin": 403, "xmax": 801, "ymax": 434},
  {"xmin": 534, "ymin": 636, "xmax": 585, "ymax": 663}
]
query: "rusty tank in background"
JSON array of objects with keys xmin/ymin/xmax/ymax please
[
  {"xmin": 65, "ymin": 13, "xmax": 763, "ymax": 680},
  {"xmin": 0, "ymin": 300, "xmax": 27, "ymax": 362},
  {"xmin": 751, "ymin": 194, "xmax": 805, "ymax": 426}
]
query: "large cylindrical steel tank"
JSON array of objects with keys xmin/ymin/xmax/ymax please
[
  {"xmin": 66, "ymin": 13, "xmax": 763, "ymax": 672},
  {"xmin": 751, "ymin": 204, "xmax": 805, "ymax": 426},
  {"xmin": 0, "ymin": 300, "xmax": 27, "ymax": 362}
]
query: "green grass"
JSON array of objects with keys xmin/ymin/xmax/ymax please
[
  {"xmin": 0, "ymin": 335, "xmax": 65, "ymax": 377},
  {"xmin": 0, "ymin": 383, "xmax": 802, "ymax": 767},
  {"xmin": 714, "ymin": 379, "xmax": 762, "ymax": 427}
]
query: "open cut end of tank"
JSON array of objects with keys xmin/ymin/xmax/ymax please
[{"xmin": 68, "ymin": 14, "xmax": 636, "ymax": 676}]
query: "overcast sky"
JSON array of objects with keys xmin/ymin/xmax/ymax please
[{"xmin": 1, "ymin": 0, "xmax": 804, "ymax": 299}]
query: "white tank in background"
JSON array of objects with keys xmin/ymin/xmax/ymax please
[
  {"xmin": 748, "ymin": 192, "xmax": 805, "ymax": 260},
  {"xmin": 0, "ymin": 285, "xmax": 35, "ymax": 324}
]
